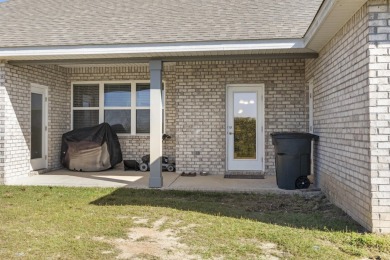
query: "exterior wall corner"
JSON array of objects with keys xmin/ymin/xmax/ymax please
[
  {"xmin": 367, "ymin": 0, "xmax": 390, "ymax": 233},
  {"xmin": 305, "ymin": 3, "xmax": 373, "ymax": 231},
  {"xmin": 0, "ymin": 62, "xmax": 6, "ymax": 183}
]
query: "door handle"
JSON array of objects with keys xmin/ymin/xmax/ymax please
[{"xmin": 228, "ymin": 132, "xmax": 234, "ymax": 135}]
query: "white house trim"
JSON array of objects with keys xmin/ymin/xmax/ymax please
[
  {"xmin": 30, "ymin": 83, "xmax": 49, "ymax": 170},
  {"xmin": 304, "ymin": 0, "xmax": 367, "ymax": 51},
  {"xmin": 0, "ymin": 39, "xmax": 305, "ymax": 60},
  {"xmin": 225, "ymin": 84, "xmax": 265, "ymax": 172}
]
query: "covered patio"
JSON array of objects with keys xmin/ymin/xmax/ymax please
[
  {"xmin": 5, "ymin": 168, "xmax": 321, "ymax": 195},
  {"xmin": 1, "ymin": 55, "xmax": 317, "ymax": 187}
]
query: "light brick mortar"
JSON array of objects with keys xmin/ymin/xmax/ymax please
[
  {"xmin": 175, "ymin": 60, "xmax": 307, "ymax": 174},
  {"xmin": 68, "ymin": 61, "xmax": 307, "ymax": 174},
  {"xmin": 368, "ymin": 0, "xmax": 390, "ymax": 233},
  {"xmin": 0, "ymin": 62, "xmax": 6, "ymax": 184},
  {"xmin": 2, "ymin": 64, "xmax": 69, "ymax": 181},
  {"xmin": 305, "ymin": 4, "xmax": 372, "ymax": 230}
]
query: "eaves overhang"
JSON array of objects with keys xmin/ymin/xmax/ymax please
[
  {"xmin": 304, "ymin": 0, "xmax": 367, "ymax": 52},
  {"xmin": 0, "ymin": 39, "xmax": 317, "ymax": 63},
  {"xmin": 0, "ymin": 0, "xmax": 368, "ymax": 64}
]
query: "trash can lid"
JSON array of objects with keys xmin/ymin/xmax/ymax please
[{"xmin": 270, "ymin": 132, "xmax": 319, "ymax": 140}]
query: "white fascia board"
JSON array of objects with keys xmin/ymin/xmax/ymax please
[
  {"xmin": 303, "ymin": 0, "xmax": 368, "ymax": 52},
  {"xmin": 0, "ymin": 39, "xmax": 305, "ymax": 59},
  {"xmin": 304, "ymin": 0, "xmax": 337, "ymax": 47}
]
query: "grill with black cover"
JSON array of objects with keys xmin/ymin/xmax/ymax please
[{"xmin": 61, "ymin": 123, "xmax": 123, "ymax": 172}]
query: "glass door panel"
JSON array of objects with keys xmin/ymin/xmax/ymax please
[
  {"xmin": 31, "ymin": 93, "xmax": 43, "ymax": 160},
  {"xmin": 31, "ymin": 86, "xmax": 47, "ymax": 170},
  {"xmin": 233, "ymin": 93, "xmax": 257, "ymax": 160}
]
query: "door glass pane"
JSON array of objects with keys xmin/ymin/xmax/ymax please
[
  {"xmin": 104, "ymin": 110, "xmax": 131, "ymax": 133},
  {"xmin": 233, "ymin": 92, "xmax": 257, "ymax": 159},
  {"xmin": 73, "ymin": 110, "xmax": 99, "ymax": 129},
  {"xmin": 31, "ymin": 93, "xmax": 43, "ymax": 159},
  {"xmin": 104, "ymin": 84, "xmax": 131, "ymax": 107}
]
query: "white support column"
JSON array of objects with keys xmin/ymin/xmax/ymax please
[{"xmin": 149, "ymin": 60, "xmax": 163, "ymax": 188}]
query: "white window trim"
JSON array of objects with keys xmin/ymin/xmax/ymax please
[{"xmin": 71, "ymin": 80, "xmax": 165, "ymax": 136}]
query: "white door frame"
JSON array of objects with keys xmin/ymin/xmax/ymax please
[
  {"xmin": 308, "ymin": 79, "xmax": 314, "ymax": 134},
  {"xmin": 226, "ymin": 84, "xmax": 265, "ymax": 171},
  {"xmin": 308, "ymin": 79, "xmax": 314, "ymax": 175},
  {"xmin": 30, "ymin": 84, "xmax": 48, "ymax": 170}
]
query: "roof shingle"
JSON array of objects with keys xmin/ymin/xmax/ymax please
[{"xmin": 0, "ymin": 0, "xmax": 323, "ymax": 48}]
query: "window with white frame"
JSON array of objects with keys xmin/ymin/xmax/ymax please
[{"xmin": 72, "ymin": 81, "xmax": 165, "ymax": 135}]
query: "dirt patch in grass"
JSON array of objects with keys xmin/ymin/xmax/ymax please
[
  {"xmin": 95, "ymin": 217, "xmax": 201, "ymax": 260},
  {"xmin": 258, "ymin": 242, "xmax": 285, "ymax": 260},
  {"xmin": 227, "ymin": 194, "xmax": 333, "ymax": 213},
  {"xmin": 240, "ymin": 238, "xmax": 292, "ymax": 260}
]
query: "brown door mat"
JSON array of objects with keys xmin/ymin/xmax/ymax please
[
  {"xmin": 181, "ymin": 172, "xmax": 197, "ymax": 177},
  {"xmin": 224, "ymin": 174, "xmax": 265, "ymax": 179}
]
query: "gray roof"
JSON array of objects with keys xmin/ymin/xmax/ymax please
[{"xmin": 0, "ymin": 0, "xmax": 323, "ymax": 48}]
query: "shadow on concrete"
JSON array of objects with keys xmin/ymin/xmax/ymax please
[{"xmin": 90, "ymin": 188, "xmax": 364, "ymax": 232}]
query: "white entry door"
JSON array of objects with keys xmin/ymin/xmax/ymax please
[
  {"xmin": 31, "ymin": 85, "xmax": 48, "ymax": 170},
  {"xmin": 227, "ymin": 85, "xmax": 264, "ymax": 171}
]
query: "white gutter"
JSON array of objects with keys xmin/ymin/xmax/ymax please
[{"xmin": 0, "ymin": 39, "xmax": 306, "ymax": 59}]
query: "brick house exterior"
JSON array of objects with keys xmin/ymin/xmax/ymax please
[
  {"xmin": 0, "ymin": 0, "xmax": 390, "ymax": 232},
  {"xmin": 306, "ymin": 0, "xmax": 390, "ymax": 233}
]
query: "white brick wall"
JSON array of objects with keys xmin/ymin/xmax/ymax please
[
  {"xmin": 305, "ymin": 4, "xmax": 372, "ymax": 230},
  {"xmin": 367, "ymin": 0, "xmax": 390, "ymax": 233},
  {"xmin": 175, "ymin": 60, "xmax": 307, "ymax": 174},
  {"xmin": 2, "ymin": 64, "xmax": 69, "ymax": 181},
  {"xmin": 306, "ymin": 1, "xmax": 390, "ymax": 233},
  {"xmin": 0, "ymin": 62, "xmax": 6, "ymax": 183},
  {"xmin": 68, "ymin": 61, "xmax": 307, "ymax": 174}
]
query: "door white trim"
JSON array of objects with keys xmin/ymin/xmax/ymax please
[
  {"xmin": 308, "ymin": 79, "xmax": 314, "ymax": 134},
  {"xmin": 226, "ymin": 84, "xmax": 265, "ymax": 171},
  {"xmin": 308, "ymin": 79, "xmax": 314, "ymax": 175},
  {"xmin": 30, "ymin": 84, "xmax": 48, "ymax": 170}
]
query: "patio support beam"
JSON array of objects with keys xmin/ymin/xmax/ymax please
[{"xmin": 149, "ymin": 60, "xmax": 163, "ymax": 188}]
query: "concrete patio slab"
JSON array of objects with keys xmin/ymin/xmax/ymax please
[
  {"xmin": 5, "ymin": 168, "xmax": 321, "ymax": 195},
  {"xmin": 6, "ymin": 169, "xmax": 179, "ymax": 188}
]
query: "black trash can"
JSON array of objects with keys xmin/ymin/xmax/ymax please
[{"xmin": 271, "ymin": 132, "xmax": 319, "ymax": 190}]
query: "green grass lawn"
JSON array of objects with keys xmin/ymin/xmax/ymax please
[{"xmin": 0, "ymin": 186, "xmax": 389, "ymax": 259}]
